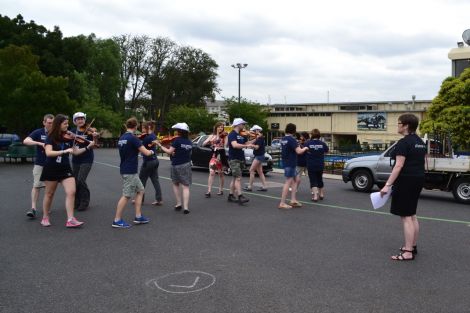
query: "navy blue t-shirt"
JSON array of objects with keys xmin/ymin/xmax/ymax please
[
  {"xmin": 70, "ymin": 127, "xmax": 94, "ymax": 164},
  {"xmin": 281, "ymin": 135, "xmax": 298, "ymax": 168},
  {"xmin": 44, "ymin": 136, "xmax": 73, "ymax": 165},
  {"xmin": 228, "ymin": 130, "xmax": 246, "ymax": 160},
  {"xmin": 118, "ymin": 132, "xmax": 142, "ymax": 174},
  {"xmin": 391, "ymin": 133, "xmax": 426, "ymax": 177},
  {"xmin": 305, "ymin": 139, "xmax": 329, "ymax": 170},
  {"xmin": 28, "ymin": 128, "xmax": 48, "ymax": 166},
  {"xmin": 253, "ymin": 136, "xmax": 265, "ymax": 156},
  {"xmin": 170, "ymin": 137, "xmax": 192, "ymax": 166},
  {"xmin": 141, "ymin": 133, "xmax": 157, "ymax": 162},
  {"xmin": 297, "ymin": 143, "xmax": 307, "ymax": 167}
]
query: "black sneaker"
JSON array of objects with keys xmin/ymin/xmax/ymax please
[
  {"xmin": 238, "ymin": 195, "xmax": 249, "ymax": 204},
  {"xmin": 228, "ymin": 194, "xmax": 236, "ymax": 202},
  {"xmin": 26, "ymin": 208, "xmax": 37, "ymax": 219}
]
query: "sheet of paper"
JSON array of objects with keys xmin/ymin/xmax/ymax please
[{"xmin": 370, "ymin": 189, "xmax": 392, "ymax": 210}]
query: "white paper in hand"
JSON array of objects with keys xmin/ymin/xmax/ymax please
[{"xmin": 370, "ymin": 189, "xmax": 392, "ymax": 210}]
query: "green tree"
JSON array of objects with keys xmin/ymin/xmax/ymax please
[
  {"xmin": 165, "ymin": 105, "xmax": 217, "ymax": 135},
  {"xmin": 0, "ymin": 45, "xmax": 75, "ymax": 136},
  {"xmin": 224, "ymin": 97, "xmax": 269, "ymax": 130},
  {"xmin": 421, "ymin": 68, "xmax": 470, "ymax": 149}
]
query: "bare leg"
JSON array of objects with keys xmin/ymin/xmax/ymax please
[
  {"xmin": 172, "ymin": 183, "xmax": 182, "ymax": 206},
  {"xmin": 134, "ymin": 191, "xmax": 144, "ymax": 217},
  {"xmin": 182, "ymin": 185, "xmax": 190, "ymax": 210},
  {"xmin": 61, "ymin": 177, "xmax": 76, "ymax": 220},
  {"xmin": 207, "ymin": 170, "xmax": 215, "ymax": 193},
  {"xmin": 392, "ymin": 216, "xmax": 415, "ymax": 260},
  {"xmin": 411, "ymin": 215, "xmax": 419, "ymax": 246},
  {"xmin": 256, "ymin": 162, "xmax": 267, "ymax": 188},
  {"xmin": 248, "ymin": 161, "xmax": 258, "ymax": 189},
  {"xmin": 31, "ymin": 187, "xmax": 40, "ymax": 209},
  {"xmin": 290, "ymin": 178, "xmax": 299, "ymax": 203},
  {"xmin": 218, "ymin": 172, "xmax": 224, "ymax": 193},
  {"xmin": 114, "ymin": 196, "xmax": 129, "ymax": 221},
  {"xmin": 43, "ymin": 181, "xmax": 59, "ymax": 218},
  {"xmin": 280, "ymin": 177, "xmax": 294, "ymax": 206},
  {"xmin": 234, "ymin": 176, "xmax": 242, "ymax": 197}
]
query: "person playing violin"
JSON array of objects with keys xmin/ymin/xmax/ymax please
[
  {"xmin": 203, "ymin": 122, "xmax": 228, "ymax": 197},
  {"xmin": 138, "ymin": 121, "xmax": 163, "ymax": 206},
  {"xmin": 23, "ymin": 114, "xmax": 54, "ymax": 219},
  {"xmin": 155, "ymin": 123, "xmax": 192, "ymax": 214},
  {"xmin": 112, "ymin": 117, "xmax": 156, "ymax": 228},
  {"xmin": 70, "ymin": 112, "xmax": 97, "ymax": 211},
  {"xmin": 227, "ymin": 118, "xmax": 254, "ymax": 205},
  {"xmin": 244, "ymin": 125, "xmax": 268, "ymax": 192},
  {"xmin": 39, "ymin": 114, "xmax": 94, "ymax": 228}
]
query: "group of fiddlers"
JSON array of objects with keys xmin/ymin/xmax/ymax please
[{"xmin": 23, "ymin": 113, "xmax": 328, "ymax": 229}]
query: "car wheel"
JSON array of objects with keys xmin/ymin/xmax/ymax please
[
  {"xmin": 223, "ymin": 168, "xmax": 232, "ymax": 176},
  {"xmin": 351, "ymin": 170, "xmax": 374, "ymax": 192},
  {"xmin": 452, "ymin": 177, "xmax": 470, "ymax": 204}
]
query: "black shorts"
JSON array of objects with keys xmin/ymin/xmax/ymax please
[
  {"xmin": 40, "ymin": 163, "xmax": 74, "ymax": 182},
  {"xmin": 390, "ymin": 175, "xmax": 424, "ymax": 217}
]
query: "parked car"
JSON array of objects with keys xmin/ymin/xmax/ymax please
[
  {"xmin": 342, "ymin": 141, "xmax": 470, "ymax": 203},
  {"xmin": 0, "ymin": 133, "xmax": 20, "ymax": 150},
  {"xmin": 270, "ymin": 138, "xmax": 282, "ymax": 150},
  {"xmin": 191, "ymin": 135, "xmax": 273, "ymax": 175}
]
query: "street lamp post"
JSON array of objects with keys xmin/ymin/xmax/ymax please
[{"xmin": 231, "ymin": 63, "xmax": 248, "ymax": 103}]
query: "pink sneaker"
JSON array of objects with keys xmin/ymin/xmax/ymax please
[
  {"xmin": 66, "ymin": 217, "xmax": 84, "ymax": 228},
  {"xmin": 41, "ymin": 217, "xmax": 51, "ymax": 227}
]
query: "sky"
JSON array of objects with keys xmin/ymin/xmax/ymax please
[{"xmin": 2, "ymin": 0, "xmax": 469, "ymax": 104}]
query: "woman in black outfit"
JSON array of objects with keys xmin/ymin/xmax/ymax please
[
  {"xmin": 40, "ymin": 114, "xmax": 94, "ymax": 228},
  {"xmin": 380, "ymin": 114, "xmax": 426, "ymax": 261}
]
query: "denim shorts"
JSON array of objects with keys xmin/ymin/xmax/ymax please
[
  {"xmin": 254, "ymin": 155, "xmax": 265, "ymax": 162},
  {"xmin": 284, "ymin": 166, "xmax": 296, "ymax": 178}
]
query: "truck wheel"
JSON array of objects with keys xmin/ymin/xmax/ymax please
[
  {"xmin": 351, "ymin": 170, "xmax": 374, "ymax": 192},
  {"xmin": 452, "ymin": 177, "xmax": 470, "ymax": 204}
]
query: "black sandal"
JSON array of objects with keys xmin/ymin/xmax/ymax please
[
  {"xmin": 217, "ymin": 190, "xmax": 223, "ymax": 195},
  {"xmin": 174, "ymin": 205, "xmax": 182, "ymax": 211},
  {"xmin": 205, "ymin": 192, "xmax": 211, "ymax": 198},
  {"xmin": 391, "ymin": 249, "xmax": 415, "ymax": 261},
  {"xmin": 400, "ymin": 245, "xmax": 417, "ymax": 255}
]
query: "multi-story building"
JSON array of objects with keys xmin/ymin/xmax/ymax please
[{"xmin": 266, "ymin": 100, "xmax": 431, "ymax": 148}]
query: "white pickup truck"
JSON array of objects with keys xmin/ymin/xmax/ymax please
[{"xmin": 342, "ymin": 141, "xmax": 470, "ymax": 204}]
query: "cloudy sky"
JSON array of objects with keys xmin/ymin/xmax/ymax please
[{"xmin": 2, "ymin": 0, "xmax": 469, "ymax": 104}]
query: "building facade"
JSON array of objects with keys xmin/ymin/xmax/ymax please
[{"xmin": 266, "ymin": 100, "xmax": 431, "ymax": 148}]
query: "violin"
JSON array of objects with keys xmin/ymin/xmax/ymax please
[
  {"xmin": 78, "ymin": 118, "xmax": 100, "ymax": 147},
  {"xmin": 62, "ymin": 131, "xmax": 91, "ymax": 145},
  {"xmin": 158, "ymin": 135, "xmax": 179, "ymax": 147},
  {"xmin": 219, "ymin": 131, "xmax": 228, "ymax": 139}
]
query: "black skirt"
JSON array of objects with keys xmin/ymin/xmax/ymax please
[
  {"xmin": 390, "ymin": 175, "xmax": 424, "ymax": 217},
  {"xmin": 40, "ymin": 163, "xmax": 74, "ymax": 182}
]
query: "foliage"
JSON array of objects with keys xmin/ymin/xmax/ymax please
[
  {"xmin": 164, "ymin": 105, "xmax": 217, "ymax": 135},
  {"xmin": 0, "ymin": 45, "xmax": 75, "ymax": 136},
  {"xmin": 223, "ymin": 97, "xmax": 269, "ymax": 130},
  {"xmin": 421, "ymin": 68, "xmax": 470, "ymax": 148}
]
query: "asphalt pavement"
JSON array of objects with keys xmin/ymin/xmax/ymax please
[{"xmin": 1, "ymin": 148, "xmax": 469, "ymax": 313}]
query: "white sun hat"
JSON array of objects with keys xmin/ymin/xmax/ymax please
[
  {"xmin": 171, "ymin": 122, "xmax": 190, "ymax": 132},
  {"xmin": 250, "ymin": 125, "xmax": 262, "ymax": 131},
  {"xmin": 232, "ymin": 118, "xmax": 247, "ymax": 127},
  {"xmin": 72, "ymin": 112, "xmax": 86, "ymax": 122}
]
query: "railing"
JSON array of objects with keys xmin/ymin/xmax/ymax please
[{"xmin": 267, "ymin": 147, "xmax": 384, "ymax": 175}]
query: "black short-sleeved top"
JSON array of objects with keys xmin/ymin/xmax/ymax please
[{"xmin": 391, "ymin": 133, "xmax": 426, "ymax": 177}]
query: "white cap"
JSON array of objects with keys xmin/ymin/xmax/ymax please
[
  {"xmin": 250, "ymin": 125, "xmax": 262, "ymax": 131},
  {"xmin": 171, "ymin": 122, "xmax": 190, "ymax": 132},
  {"xmin": 73, "ymin": 112, "xmax": 86, "ymax": 122},
  {"xmin": 232, "ymin": 118, "xmax": 247, "ymax": 127}
]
